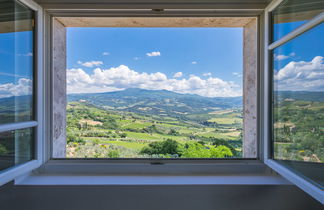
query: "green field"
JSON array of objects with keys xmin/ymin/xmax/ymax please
[
  {"xmin": 273, "ymin": 94, "xmax": 324, "ymax": 163},
  {"xmin": 66, "ymin": 101, "xmax": 243, "ymax": 158}
]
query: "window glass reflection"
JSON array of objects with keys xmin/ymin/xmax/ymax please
[
  {"xmin": 273, "ymin": 23, "xmax": 324, "ymax": 187},
  {"xmin": 0, "ymin": 1, "xmax": 35, "ymax": 125},
  {"xmin": 0, "ymin": 128, "xmax": 34, "ymax": 171},
  {"xmin": 272, "ymin": 0, "xmax": 324, "ymax": 42}
]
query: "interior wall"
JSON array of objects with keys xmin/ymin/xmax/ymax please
[
  {"xmin": 52, "ymin": 18, "xmax": 67, "ymax": 158},
  {"xmin": 0, "ymin": 183, "xmax": 322, "ymax": 210}
]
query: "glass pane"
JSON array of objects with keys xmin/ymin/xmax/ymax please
[
  {"xmin": 0, "ymin": 128, "xmax": 35, "ymax": 171},
  {"xmin": 0, "ymin": 0, "xmax": 35, "ymax": 125},
  {"xmin": 272, "ymin": 23, "xmax": 324, "ymax": 187},
  {"xmin": 65, "ymin": 26, "xmax": 246, "ymax": 158},
  {"xmin": 271, "ymin": 0, "xmax": 324, "ymax": 42}
]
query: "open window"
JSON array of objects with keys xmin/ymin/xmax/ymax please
[
  {"xmin": 0, "ymin": 0, "xmax": 43, "ymax": 185},
  {"xmin": 263, "ymin": 0, "xmax": 324, "ymax": 204},
  {"xmin": 0, "ymin": 0, "xmax": 322, "ymax": 205},
  {"xmin": 50, "ymin": 17, "xmax": 259, "ymax": 160}
]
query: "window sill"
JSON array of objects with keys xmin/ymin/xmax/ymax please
[
  {"xmin": 15, "ymin": 174, "xmax": 290, "ymax": 185},
  {"xmin": 14, "ymin": 160, "xmax": 291, "ymax": 186}
]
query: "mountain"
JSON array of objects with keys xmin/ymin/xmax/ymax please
[
  {"xmin": 68, "ymin": 88, "xmax": 242, "ymax": 116},
  {"xmin": 274, "ymin": 91, "xmax": 324, "ymax": 102},
  {"xmin": 0, "ymin": 95, "xmax": 33, "ymax": 124}
]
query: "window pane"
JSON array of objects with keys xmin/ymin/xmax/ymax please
[
  {"xmin": 271, "ymin": 0, "xmax": 324, "ymax": 42},
  {"xmin": 65, "ymin": 26, "xmax": 245, "ymax": 158},
  {"xmin": 0, "ymin": 128, "xmax": 35, "ymax": 171},
  {"xmin": 272, "ymin": 23, "xmax": 324, "ymax": 187},
  {"xmin": 0, "ymin": 1, "xmax": 35, "ymax": 125}
]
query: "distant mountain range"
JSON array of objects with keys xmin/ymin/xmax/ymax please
[
  {"xmin": 68, "ymin": 88, "xmax": 243, "ymax": 116},
  {"xmin": 274, "ymin": 91, "xmax": 324, "ymax": 102},
  {"xmin": 0, "ymin": 95, "xmax": 33, "ymax": 124}
]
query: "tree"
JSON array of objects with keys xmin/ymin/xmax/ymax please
[
  {"xmin": 180, "ymin": 143, "xmax": 233, "ymax": 158},
  {"xmin": 119, "ymin": 133, "xmax": 127, "ymax": 138},
  {"xmin": 168, "ymin": 129, "xmax": 180, "ymax": 136},
  {"xmin": 108, "ymin": 150, "xmax": 120, "ymax": 158},
  {"xmin": 140, "ymin": 139, "xmax": 180, "ymax": 155}
]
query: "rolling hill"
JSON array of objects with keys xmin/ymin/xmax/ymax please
[{"xmin": 68, "ymin": 88, "xmax": 243, "ymax": 117}]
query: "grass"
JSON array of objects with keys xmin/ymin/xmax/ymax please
[
  {"xmin": 125, "ymin": 131, "xmax": 188, "ymax": 141},
  {"xmin": 208, "ymin": 117, "xmax": 242, "ymax": 125},
  {"xmin": 106, "ymin": 140, "xmax": 147, "ymax": 150},
  {"xmin": 121, "ymin": 121, "xmax": 152, "ymax": 129},
  {"xmin": 67, "ymin": 102, "xmax": 244, "ymax": 158},
  {"xmin": 197, "ymin": 131, "xmax": 238, "ymax": 140}
]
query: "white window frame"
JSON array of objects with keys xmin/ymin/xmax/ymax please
[
  {"xmin": 0, "ymin": 0, "xmax": 320, "ymax": 204},
  {"xmin": 10, "ymin": 0, "xmax": 291, "ymax": 189},
  {"xmin": 262, "ymin": 0, "xmax": 324, "ymax": 204},
  {"xmin": 43, "ymin": 12, "xmax": 262, "ymax": 164},
  {"xmin": 0, "ymin": 0, "xmax": 44, "ymax": 186}
]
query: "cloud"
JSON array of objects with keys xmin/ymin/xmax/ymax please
[
  {"xmin": 146, "ymin": 51, "xmax": 161, "ymax": 57},
  {"xmin": 77, "ymin": 61, "xmax": 103, "ymax": 67},
  {"xmin": 173, "ymin": 72, "xmax": 183, "ymax": 78},
  {"xmin": 203, "ymin": 72, "xmax": 212, "ymax": 77},
  {"xmin": 0, "ymin": 72, "xmax": 27, "ymax": 78},
  {"xmin": 232, "ymin": 72, "xmax": 242, "ymax": 77},
  {"xmin": 0, "ymin": 78, "xmax": 32, "ymax": 98},
  {"xmin": 133, "ymin": 57, "xmax": 140, "ymax": 60},
  {"xmin": 274, "ymin": 52, "xmax": 296, "ymax": 61},
  {"xmin": 275, "ymin": 56, "xmax": 324, "ymax": 91},
  {"xmin": 192, "ymin": 61, "xmax": 197, "ymax": 64},
  {"xmin": 67, "ymin": 65, "xmax": 241, "ymax": 97},
  {"xmin": 102, "ymin": 52, "xmax": 110, "ymax": 56},
  {"xmin": 17, "ymin": 52, "xmax": 33, "ymax": 57}
]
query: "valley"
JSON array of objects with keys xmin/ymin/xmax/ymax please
[{"xmin": 66, "ymin": 88, "xmax": 243, "ymax": 158}]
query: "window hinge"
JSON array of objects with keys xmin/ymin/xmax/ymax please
[{"xmin": 150, "ymin": 162, "xmax": 165, "ymax": 165}]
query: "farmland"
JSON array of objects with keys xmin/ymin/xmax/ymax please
[
  {"xmin": 273, "ymin": 91, "xmax": 324, "ymax": 163},
  {"xmin": 66, "ymin": 88, "xmax": 243, "ymax": 158}
]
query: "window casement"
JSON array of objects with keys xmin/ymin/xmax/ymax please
[
  {"xmin": 263, "ymin": 0, "xmax": 324, "ymax": 204},
  {"xmin": 0, "ymin": 0, "xmax": 322, "ymax": 205},
  {"xmin": 0, "ymin": 0, "xmax": 43, "ymax": 185},
  {"xmin": 43, "ymin": 10, "xmax": 265, "ymax": 174}
]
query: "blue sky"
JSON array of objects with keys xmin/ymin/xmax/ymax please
[
  {"xmin": 66, "ymin": 27, "xmax": 244, "ymax": 97},
  {"xmin": 0, "ymin": 31, "xmax": 33, "ymax": 83},
  {"xmin": 0, "ymin": 22, "xmax": 323, "ymax": 99},
  {"xmin": 273, "ymin": 23, "xmax": 324, "ymax": 91},
  {"xmin": 67, "ymin": 27, "xmax": 243, "ymax": 84},
  {"xmin": 0, "ymin": 31, "xmax": 33, "ymax": 98}
]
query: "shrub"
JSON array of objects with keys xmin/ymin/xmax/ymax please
[
  {"xmin": 140, "ymin": 139, "xmax": 180, "ymax": 155},
  {"xmin": 181, "ymin": 143, "xmax": 233, "ymax": 158}
]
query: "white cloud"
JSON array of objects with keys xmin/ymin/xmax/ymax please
[
  {"xmin": 192, "ymin": 61, "xmax": 197, "ymax": 64},
  {"xmin": 274, "ymin": 52, "xmax": 296, "ymax": 61},
  {"xmin": 173, "ymin": 72, "xmax": 183, "ymax": 78},
  {"xmin": 0, "ymin": 78, "xmax": 32, "ymax": 98},
  {"xmin": 146, "ymin": 51, "xmax": 161, "ymax": 57},
  {"xmin": 102, "ymin": 52, "xmax": 110, "ymax": 56},
  {"xmin": 275, "ymin": 56, "xmax": 324, "ymax": 91},
  {"xmin": 133, "ymin": 57, "xmax": 140, "ymax": 60},
  {"xmin": 77, "ymin": 60, "xmax": 103, "ymax": 67},
  {"xmin": 203, "ymin": 72, "xmax": 212, "ymax": 77},
  {"xmin": 275, "ymin": 54, "xmax": 289, "ymax": 61},
  {"xmin": 17, "ymin": 52, "xmax": 33, "ymax": 57},
  {"xmin": 232, "ymin": 72, "xmax": 242, "ymax": 77},
  {"xmin": 67, "ymin": 65, "xmax": 241, "ymax": 97}
]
